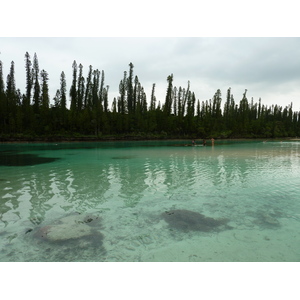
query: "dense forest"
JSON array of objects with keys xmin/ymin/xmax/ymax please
[{"xmin": 0, "ymin": 52, "xmax": 300, "ymax": 141}]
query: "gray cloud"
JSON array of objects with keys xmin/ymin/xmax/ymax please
[{"xmin": 1, "ymin": 37, "xmax": 300, "ymax": 110}]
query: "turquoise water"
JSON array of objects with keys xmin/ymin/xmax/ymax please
[{"xmin": 0, "ymin": 140, "xmax": 299, "ymax": 261}]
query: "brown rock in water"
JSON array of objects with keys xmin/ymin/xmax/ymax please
[{"xmin": 162, "ymin": 209, "xmax": 231, "ymax": 232}]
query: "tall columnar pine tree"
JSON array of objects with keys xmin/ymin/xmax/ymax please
[
  {"xmin": 177, "ymin": 86, "xmax": 183, "ymax": 118},
  {"xmin": 150, "ymin": 83, "xmax": 156, "ymax": 111},
  {"xmin": 164, "ymin": 74, "xmax": 173, "ymax": 115},
  {"xmin": 101, "ymin": 84, "xmax": 110, "ymax": 134},
  {"xmin": 60, "ymin": 71, "xmax": 67, "ymax": 110},
  {"xmin": 103, "ymin": 85, "xmax": 109, "ymax": 113},
  {"xmin": 33, "ymin": 53, "xmax": 40, "ymax": 113},
  {"xmin": 24, "ymin": 52, "xmax": 33, "ymax": 106},
  {"xmin": 40, "ymin": 69, "xmax": 49, "ymax": 110},
  {"xmin": 39, "ymin": 69, "xmax": 50, "ymax": 131},
  {"xmin": 211, "ymin": 89, "xmax": 222, "ymax": 133},
  {"xmin": 99, "ymin": 70, "xmax": 105, "ymax": 110},
  {"xmin": 0, "ymin": 60, "xmax": 4, "ymax": 95},
  {"xmin": 173, "ymin": 86, "xmax": 177, "ymax": 116},
  {"xmin": 0, "ymin": 61, "xmax": 7, "ymax": 131},
  {"xmin": 223, "ymin": 87, "xmax": 231, "ymax": 128},
  {"xmin": 0, "ymin": 60, "xmax": 5, "ymax": 130},
  {"xmin": 238, "ymin": 89, "xmax": 249, "ymax": 133},
  {"xmin": 187, "ymin": 91, "xmax": 196, "ymax": 118},
  {"xmin": 70, "ymin": 60, "xmax": 78, "ymax": 112},
  {"xmin": 59, "ymin": 71, "xmax": 67, "ymax": 129},
  {"xmin": 127, "ymin": 62, "xmax": 134, "ymax": 113},
  {"xmin": 77, "ymin": 63, "xmax": 85, "ymax": 111},
  {"xmin": 84, "ymin": 65, "xmax": 93, "ymax": 109},
  {"xmin": 6, "ymin": 61, "xmax": 16, "ymax": 99},
  {"xmin": 5, "ymin": 61, "xmax": 18, "ymax": 132},
  {"xmin": 112, "ymin": 97, "xmax": 117, "ymax": 113},
  {"xmin": 92, "ymin": 69, "xmax": 100, "ymax": 108},
  {"xmin": 133, "ymin": 75, "xmax": 139, "ymax": 113},
  {"xmin": 140, "ymin": 87, "xmax": 147, "ymax": 115},
  {"xmin": 135, "ymin": 80, "xmax": 142, "ymax": 113},
  {"xmin": 196, "ymin": 100, "xmax": 201, "ymax": 122},
  {"xmin": 182, "ymin": 81, "xmax": 190, "ymax": 117},
  {"xmin": 52, "ymin": 89, "xmax": 61, "ymax": 132},
  {"xmin": 92, "ymin": 69, "xmax": 102, "ymax": 135},
  {"xmin": 119, "ymin": 71, "xmax": 127, "ymax": 114}
]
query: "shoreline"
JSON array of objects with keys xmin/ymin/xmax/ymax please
[{"xmin": 1, "ymin": 136, "xmax": 299, "ymax": 144}]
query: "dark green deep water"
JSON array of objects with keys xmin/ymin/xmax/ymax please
[{"xmin": 0, "ymin": 140, "xmax": 299, "ymax": 261}]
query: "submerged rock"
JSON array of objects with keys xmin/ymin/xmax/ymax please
[
  {"xmin": 34, "ymin": 213, "xmax": 103, "ymax": 243},
  {"xmin": 262, "ymin": 213, "xmax": 280, "ymax": 225},
  {"xmin": 254, "ymin": 212, "xmax": 280, "ymax": 228},
  {"xmin": 162, "ymin": 209, "xmax": 231, "ymax": 232},
  {"xmin": 247, "ymin": 209, "xmax": 281, "ymax": 229},
  {"xmin": 35, "ymin": 223, "xmax": 94, "ymax": 241}
]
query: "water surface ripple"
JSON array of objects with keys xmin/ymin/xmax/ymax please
[{"xmin": 0, "ymin": 140, "xmax": 299, "ymax": 261}]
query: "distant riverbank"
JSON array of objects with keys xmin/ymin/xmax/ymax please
[{"xmin": 1, "ymin": 134, "xmax": 299, "ymax": 144}]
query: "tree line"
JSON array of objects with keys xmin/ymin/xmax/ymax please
[{"xmin": 0, "ymin": 52, "xmax": 300, "ymax": 140}]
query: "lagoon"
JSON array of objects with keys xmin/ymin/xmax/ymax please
[{"xmin": 0, "ymin": 140, "xmax": 299, "ymax": 261}]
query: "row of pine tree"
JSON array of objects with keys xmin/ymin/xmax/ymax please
[{"xmin": 1, "ymin": 52, "xmax": 300, "ymax": 140}]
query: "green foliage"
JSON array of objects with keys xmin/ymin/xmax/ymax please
[{"xmin": 1, "ymin": 53, "xmax": 300, "ymax": 140}]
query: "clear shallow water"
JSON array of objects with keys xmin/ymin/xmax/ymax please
[{"xmin": 0, "ymin": 140, "xmax": 299, "ymax": 262}]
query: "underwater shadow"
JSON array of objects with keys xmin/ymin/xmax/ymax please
[
  {"xmin": 0, "ymin": 152, "xmax": 60, "ymax": 166},
  {"xmin": 162, "ymin": 209, "xmax": 232, "ymax": 232}
]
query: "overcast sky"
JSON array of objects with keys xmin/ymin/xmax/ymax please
[
  {"xmin": 1, "ymin": 1, "xmax": 300, "ymax": 112},
  {"xmin": 1, "ymin": 37, "xmax": 300, "ymax": 110}
]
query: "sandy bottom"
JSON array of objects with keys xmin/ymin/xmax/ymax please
[{"xmin": 0, "ymin": 140, "xmax": 300, "ymax": 261}]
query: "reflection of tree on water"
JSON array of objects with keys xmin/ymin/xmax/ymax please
[
  {"xmin": 21, "ymin": 158, "xmax": 150, "ymax": 223},
  {"xmin": 29, "ymin": 171, "xmax": 55, "ymax": 225},
  {"xmin": 1, "ymin": 142, "xmax": 299, "ymax": 230},
  {"xmin": 156, "ymin": 151, "xmax": 255, "ymax": 198},
  {"xmin": 0, "ymin": 177, "xmax": 30, "ymax": 226},
  {"xmin": 109, "ymin": 158, "xmax": 148, "ymax": 207},
  {"xmin": 151, "ymin": 147, "xmax": 297, "ymax": 223},
  {"xmin": 65, "ymin": 167, "xmax": 111, "ymax": 211},
  {"xmin": 0, "ymin": 159, "xmax": 147, "ymax": 229}
]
